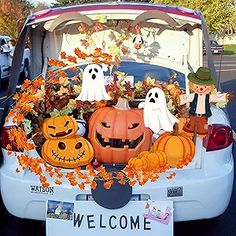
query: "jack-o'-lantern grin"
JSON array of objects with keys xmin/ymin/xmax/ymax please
[
  {"xmin": 51, "ymin": 149, "xmax": 85, "ymax": 163},
  {"xmin": 96, "ymin": 131, "xmax": 144, "ymax": 149},
  {"xmin": 41, "ymin": 136, "xmax": 94, "ymax": 168},
  {"xmin": 88, "ymin": 104, "xmax": 153, "ymax": 164},
  {"xmin": 42, "ymin": 116, "xmax": 78, "ymax": 140},
  {"xmin": 49, "ymin": 128, "xmax": 73, "ymax": 138}
]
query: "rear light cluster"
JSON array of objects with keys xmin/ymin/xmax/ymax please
[
  {"xmin": 1, "ymin": 126, "xmax": 21, "ymax": 152},
  {"xmin": 203, "ymin": 124, "xmax": 233, "ymax": 151}
]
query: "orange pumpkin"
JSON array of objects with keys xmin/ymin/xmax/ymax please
[
  {"xmin": 42, "ymin": 116, "xmax": 78, "ymax": 140},
  {"xmin": 88, "ymin": 98, "xmax": 153, "ymax": 164},
  {"xmin": 128, "ymin": 152, "xmax": 151, "ymax": 171},
  {"xmin": 41, "ymin": 136, "xmax": 94, "ymax": 168},
  {"xmin": 128, "ymin": 150, "xmax": 167, "ymax": 171},
  {"xmin": 152, "ymin": 125, "xmax": 195, "ymax": 167}
]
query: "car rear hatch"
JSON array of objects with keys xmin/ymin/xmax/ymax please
[{"xmin": 1, "ymin": 3, "xmax": 233, "ymax": 184}]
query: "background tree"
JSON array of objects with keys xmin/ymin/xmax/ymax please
[
  {"xmin": 52, "ymin": 0, "xmax": 149, "ymax": 7},
  {"xmin": 152, "ymin": 0, "xmax": 236, "ymax": 34},
  {"xmin": 0, "ymin": 0, "xmax": 32, "ymax": 39},
  {"xmin": 32, "ymin": 1, "xmax": 49, "ymax": 13}
]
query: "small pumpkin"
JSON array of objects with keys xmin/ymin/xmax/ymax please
[
  {"xmin": 128, "ymin": 150, "xmax": 167, "ymax": 171},
  {"xmin": 152, "ymin": 124, "xmax": 195, "ymax": 167},
  {"xmin": 42, "ymin": 116, "xmax": 78, "ymax": 140},
  {"xmin": 88, "ymin": 98, "xmax": 153, "ymax": 164},
  {"xmin": 41, "ymin": 136, "xmax": 94, "ymax": 168},
  {"xmin": 128, "ymin": 152, "xmax": 151, "ymax": 171}
]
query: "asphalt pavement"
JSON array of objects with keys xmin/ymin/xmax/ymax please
[
  {"xmin": 216, "ymin": 55, "xmax": 236, "ymax": 131},
  {"xmin": 0, "ymin": 54, "xmax": 235, "ymax": 236}
]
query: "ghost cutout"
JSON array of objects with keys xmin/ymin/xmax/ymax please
[
  {"xmin": 76, "ymin": 64, "xmax": 111, "ymax": 101},
  {"xmin": 133, "ymin": 34, "xmax": 144, "ymax": 50},
  {"xmin": 138, "ymin": 87, "xmax": 179, "ymax": 134}
]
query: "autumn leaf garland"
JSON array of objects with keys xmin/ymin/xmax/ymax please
[{"xmin": 5, "ymin": 47, "xmax": 186, "ymax": 189}]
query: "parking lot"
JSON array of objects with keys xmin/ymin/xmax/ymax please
[
  {"xmin": 0, "ymin": 54, "xmax": 235, "ymax": 236},
  {"xmin": 212, "ymin": 55, "xmax": 236, "ymax": 131}
]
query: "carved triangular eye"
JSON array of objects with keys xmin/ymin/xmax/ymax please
[
  {"xmin": 101, "ymin": 122, "xmax": 110, "ymax": 128},
  {"xmin": 128, "ymin": 123, "xmax": 139, "ymax": 129}
]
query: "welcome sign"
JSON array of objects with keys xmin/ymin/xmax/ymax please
[{"xmin": 46, "ymin": 200, "xmax": 173, "ymax": 236}]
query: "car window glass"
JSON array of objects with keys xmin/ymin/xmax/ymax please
[
  {"xmin": 48, "ymin": 62, "xmax": 185, "ymax": 88},
  {"xmin": 211, "ymin": 41, "xmax": 218, "ymax": 46}
]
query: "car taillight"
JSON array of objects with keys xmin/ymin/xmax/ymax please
[
  {"xmin": 1, "ymin": 126, "xmax": 20, "ymax": 152},
  {"xmin": 203, "ymin": 124, "xmax": 233, "ymax": 151}
]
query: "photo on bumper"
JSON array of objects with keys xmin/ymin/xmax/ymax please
[{"xmin": 47, "ymin": 200, "xmax": 74, "ymax": 221}]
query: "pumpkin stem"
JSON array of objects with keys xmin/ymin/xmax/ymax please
[
  {"xmin": 173, "ymin": 123, "xmax": 179, "ymax": 136},
  {"xmin": 114, "ymin": 97, "xmax": 131, "ymax": 110}
]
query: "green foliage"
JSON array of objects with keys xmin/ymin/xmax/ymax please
[
  {"xmin": 52, "ymin": 0, "xmax": 87, "ymax": 6},
  {"xmin": 223, "ymin": 44, "xmax": 236, "ymax": 55},
  {"xmin": 32, "ymin": 2, "xmax": 49, "ymax": 13},
  {"xmin": 52, "ymin": 0, "xmax": 149, "ymax": 7},
  {"xmin": 152, "ymin": 0, "xmax": 236, "ymax": 33}
]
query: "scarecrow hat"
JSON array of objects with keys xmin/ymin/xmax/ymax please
[{"xmin": 188, "ymin": 67, "xmax": 216, "ymax": 85}]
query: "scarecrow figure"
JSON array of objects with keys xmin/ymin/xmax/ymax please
[{"xmin": 179, "ymin": 67, "xmax": 230, "ymax": 136}]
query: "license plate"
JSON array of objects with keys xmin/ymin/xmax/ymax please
[
  {"xmin": 46, "ymin": 200, "xmax": 173, "ymax": 236},
  {"xmin": 167, "ymin": 186, "xmax": 183, "ymax": 197},
  {"xmin": 214, "ymin": 50, "xmax": 218, "ymax": 53}
]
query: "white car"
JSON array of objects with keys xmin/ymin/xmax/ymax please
[
  {"xmin": 0, "ymin": 2, "xmax": 234, "ymax": 228},
  {"xmin": 0, "ymin": 35, "xmax": 30, "ymax": 81}
]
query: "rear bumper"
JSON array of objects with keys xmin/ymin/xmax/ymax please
[{"xmin": 0, "ymin": 153, "xmax": 234, "ymax": 222}]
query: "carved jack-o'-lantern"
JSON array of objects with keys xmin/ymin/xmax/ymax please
[
  {"xmin": 88, "ymin": 98, "xmax": 153, "ymax": 164},
  {"xmin": 42, "ymin": 116, "xmax": 78, "ymax": 140},
  {"xmin": 41, "ymin": 136, "xmax": 94, "ymax": 168}
]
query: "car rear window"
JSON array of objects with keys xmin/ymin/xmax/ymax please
[{"xmin": 61, "ymin": 62, "xmax": 185, "ymax": 88}]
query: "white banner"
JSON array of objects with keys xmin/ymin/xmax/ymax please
[{"xmin": 46, "ymin": 200, "xmax": 173, "ymax": 236}]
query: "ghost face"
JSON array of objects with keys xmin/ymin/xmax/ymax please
[
  {"xmin": 146, "ymin": 88, "xmax": 167, "ymax": 110},
  {"xmin": 85, "ymin": 64, "xmax": 103, "ymax": 81},
  {"xmin": 76, "ymin": 64, "xmax": 111, "ymax": 102}
]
